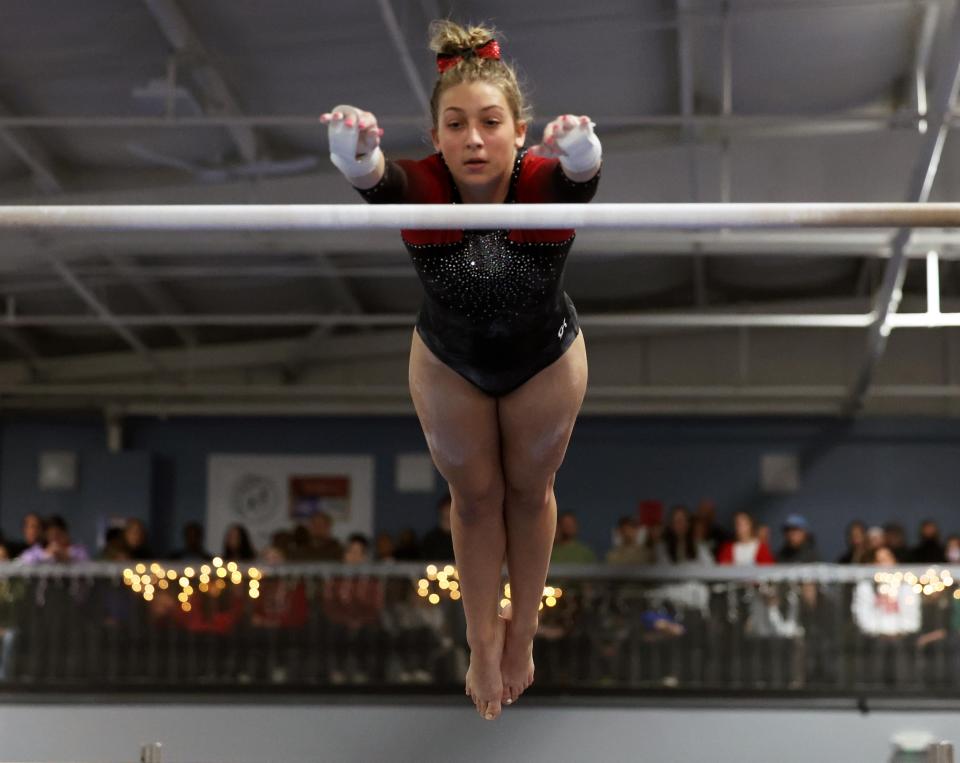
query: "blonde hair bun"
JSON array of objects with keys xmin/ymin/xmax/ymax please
[{"xmin": 427, "ymin": 20, "xmax": 531, "ymax": 127}]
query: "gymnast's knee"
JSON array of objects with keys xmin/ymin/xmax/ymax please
[
  {"xmin": 450, "ymin": 478, "xmax": 505, "ymax": 525},
  {"xmin": 504, "ymin": 475, "xmax": 555, "ymax": 513}
]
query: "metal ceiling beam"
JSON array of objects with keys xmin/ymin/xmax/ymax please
[
  {"xmin": 906, "ymin": 0, "xmax": 941, "ymax": 132},
  {"xmin": 142, "ymin": 0, "xmax": 364, "ymax": 367},
  {"xmin": 102, "ymin": 253, "xmax": 197, "ymax": 347},
  {"xmin": 282, "ymin": 255, "xmax": 369, "ymax": 383},
  {"xmin": 0, "ymin": 111, "xmax": 949, "ymax": 131},
  {"xmin": 376, "ymin": 0, "xmax": 432, "ymax": 120},
  {"xmin": 0, "ymin": 326, "xmax": 41, "ymax": 376},
  {"xmin": 142, "ymin": 0, "xmax": 261, "ymax": 163},
  {"xmin": 676, "ymin": 0, "xmax": 709, "ymax": 307},
  {"xmin": 43, "ymin": 256, "xmax": 166, "ymax": 374},
  {"xmin": 845, "ymin": 2, "xmax": 960, "ymax": 415},
  {"xmin": 0, "ymin": 99, "xmax": 59, "ymax": 366},
  {"xmin": 17, "ymin": 381, "xmax": 960, "ymax": 400}
]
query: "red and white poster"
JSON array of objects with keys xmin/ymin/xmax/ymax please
[{"xmin": 206, "ymin": 455, "xmax": 374, "ymax": 553}]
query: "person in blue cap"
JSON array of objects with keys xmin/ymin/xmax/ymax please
[{"xmin": 777, "ymin": 514, "xmax": 821, "ymax": 563}]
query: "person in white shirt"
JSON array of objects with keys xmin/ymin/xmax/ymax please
[{"xmin": 851, "ymin": 546, "xmax": 921, "ymax": 686}]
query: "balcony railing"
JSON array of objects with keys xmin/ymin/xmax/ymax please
[{"xmin": 0, "ymin": 561, "xmax": 956, "ymax": 695}]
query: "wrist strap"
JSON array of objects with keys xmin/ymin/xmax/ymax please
[{"xmin": 331, "ymin": 145, "xmax": 382, "ymax": 178}]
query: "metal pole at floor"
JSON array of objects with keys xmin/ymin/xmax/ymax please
[{"xmin": 140, "ymin": 743, "xmax": 162, "ymax": 763}]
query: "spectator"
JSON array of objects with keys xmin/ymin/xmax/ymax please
[
  {"xmin": 374, "ymin": 532, "xmax": 396, "ymax": 562},
  {"xmin": 654, "ymin": 505, "xmax": 713, "ymax": 565},
  {"xmin": 866, "ymin": 525, "xmax": 885, "ymax": 555},
  {"xmin": 393, "ymin": 528, "xmax": 421, "ymax": 561},
  {"xmin": 883, "ymin": 522, "xmax": 909, "ymax": 563},
  {"xmin": 7, "ymin": 513, "xmax": 44, "ymax": 559},
  {"xmin": 694, "ymin": 498, "xmax": 730, "ymax": 559},
  {"xmin": 123, "ymin": 518, "xmax": 154, "ymax": 560},
  {"xmin": 946, "ymin": 534, "xmax": 960, "ymax": 564},
  {"xmin": 910, "ymin": 519, "xmax": 946, "ymax": 564},
  {"xmin": 776, "ymin": 514, "xmax": 820, "ymax": 563},
  {"xmin": 288, "ymin": 524, "xmax": 312, "ymax": 560},
  {"xmin": 420, "ymin": 494, "xmax": 455, "ymax": 562},
  {"xmin": 0, "ymin": 561, "xmax": 19, "ymax": 681},
  {"xmin": 606, "ymin": 516, "xmax": 651, "ymax": 565},
  {"xmin": 222, "ymin": 523, "xmax": 256, "ymax": 562},
  {"xmin": 344, "ymin": 533, "xmax": 371, "ymax": 564},
  {"xmin": 17, "ymin": 515, "xmax": 89, "ymax": 564},
  {"xmin": 757, "ymin": 523, "xmax": 771, "ymax": 548},
  {"xmin": 852, "ymin": 546, "xmax": 920, "ymax": 636},
  {"xmin": 301, "ymin": 512, "xmax": 343, "ymax": 562},
  {"xmin": 717, "ymin": 511, "xmax": 775, "ymax": 565},
  {"xmin": 171, "ymin": 522, "xmax": 211, "ymax": 560},
  {"xmin": 551, "ymin": 512, "xmax": 597, "ymax": 564},
  {"xmin": 250, "ymin": 544, "xmax": 308, "ymax": 627},
  {"xmin": 837, "ymin": 520, "xmax": 869, "ymax": 564},
  {"xmin": 97, "ymin": 527, "xmax": 131, "ymax": 561},
  {"xmin": 323, "ymin": 532, "xmax": 385, "ymax": 683}
]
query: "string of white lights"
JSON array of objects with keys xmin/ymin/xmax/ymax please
[{"xmin": 0, "ymin": 203, "xmax": 959, "ymax": 231}]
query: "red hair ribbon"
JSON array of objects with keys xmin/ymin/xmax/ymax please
[{"xmin": 436, "ymin": 39, "xmax": 501, "ymax": 73}]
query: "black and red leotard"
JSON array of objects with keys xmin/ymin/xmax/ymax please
[{"xmin": 359, "ymin": 148, "xmax": 599, "ymax": 397}]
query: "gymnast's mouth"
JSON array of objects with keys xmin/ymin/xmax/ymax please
[{"xmin": 464, "ymin": 158, "xmax": 488, "ymax": 166}]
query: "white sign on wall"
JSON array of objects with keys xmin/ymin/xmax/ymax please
[{"xmin": 206, "ymin": 454, "xmax": 375, "ymax": 554}]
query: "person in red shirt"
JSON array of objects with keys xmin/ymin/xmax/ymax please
[{"xmin": 717, "ymin": 511, "xmax": 775, "ymax": 565}]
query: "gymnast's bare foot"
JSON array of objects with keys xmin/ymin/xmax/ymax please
[
  {"xmin": 499, "ymin": 602, "xmax": 536, "ymax": 705},
  {"xmin": 464, "ymin": 616, "xmax": 506, "ymax": 721}
]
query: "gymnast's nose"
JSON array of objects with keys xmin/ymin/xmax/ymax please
[{"xmin": 465, "ymin": 124, "xmax": 483, "ymax": 148}]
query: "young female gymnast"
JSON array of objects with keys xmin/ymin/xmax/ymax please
[{"xmin": 321, "ymin": 20, "xmax": 601, "ymax": 721}]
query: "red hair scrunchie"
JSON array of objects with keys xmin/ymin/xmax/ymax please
[{"xmin": 436, "ymin": 39, "xmax": 501, "ymax": 73}]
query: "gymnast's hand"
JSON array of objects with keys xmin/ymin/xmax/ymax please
[
  {"xmin": 320, "ymin": 104, "xmax": 384, "ymax": 180},
  {"xmin": 529, "ymin": 114, "xmax": 602, "ymax": 177}
]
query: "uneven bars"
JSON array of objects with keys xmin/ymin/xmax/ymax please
[{"xmin": 0, "ymin": 203, "xmax": 959, "ymax": 232}]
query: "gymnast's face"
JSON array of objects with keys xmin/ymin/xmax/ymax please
[{"xmin": 432, "ymin": 81, "xmax": 526, "ymax": 202}]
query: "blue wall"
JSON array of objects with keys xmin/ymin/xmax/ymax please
[{"xmin": 2, "ymin": 414, "xmax": 959, "ymax": 560}]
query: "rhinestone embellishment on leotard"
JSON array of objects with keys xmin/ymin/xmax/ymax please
[{"xmin": 410, "ymin": 230, "xmax": 567, "ymax": 327}]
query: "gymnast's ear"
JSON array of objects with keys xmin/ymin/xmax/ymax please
[
  {"xmin": 431, "ymin": 127, "xmax": 440, "ymax": 153},
  {"xmin": 515, "ymin": 120, "xmax": 527, "ymax": 149}
]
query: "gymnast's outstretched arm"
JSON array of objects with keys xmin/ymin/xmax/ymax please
[
  {"xmin": 530, "ymin": 113, "xmax": 602, "ymax": 184},
  {"xmin": 320, "ymin": 104, "xmax": 386, "ymax": 190}
]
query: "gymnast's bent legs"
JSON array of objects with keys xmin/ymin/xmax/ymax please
[{"xmin": 409, "ymin": 330, "xmax": 588, "ymax": 720}]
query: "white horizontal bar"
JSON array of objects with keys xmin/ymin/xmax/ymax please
[
  {"xmin": 0, "ymin": 312, "xmax": 877, "ymax": 328},
  {"xmin": 1, "ymin": 203, "xmax": 960, "ymax": 232}
]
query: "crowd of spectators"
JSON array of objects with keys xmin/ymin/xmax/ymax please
[
  {"xmin": 2, "ymin": 495, "xmax": 960, "ymax": 572},
  {"xmin": 2, "ymin": 493, "xmax": 960, "ymax": 691},
  {"xmin": 592, "ymin": 499, "xmax": 960, "ymax": 569},
  {"xmin": 0, "ymin": 494, "xmax": 456, "ymax": 570}
]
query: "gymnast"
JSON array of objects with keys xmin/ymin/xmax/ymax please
[{"xmin": 321, "ymin": 20, "xmax": 601, "ymax": 721}]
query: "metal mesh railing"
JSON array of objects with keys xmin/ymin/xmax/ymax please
[{"xmin": 0, "ymin": 561, "xmax": 957, "ymax": 695}]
